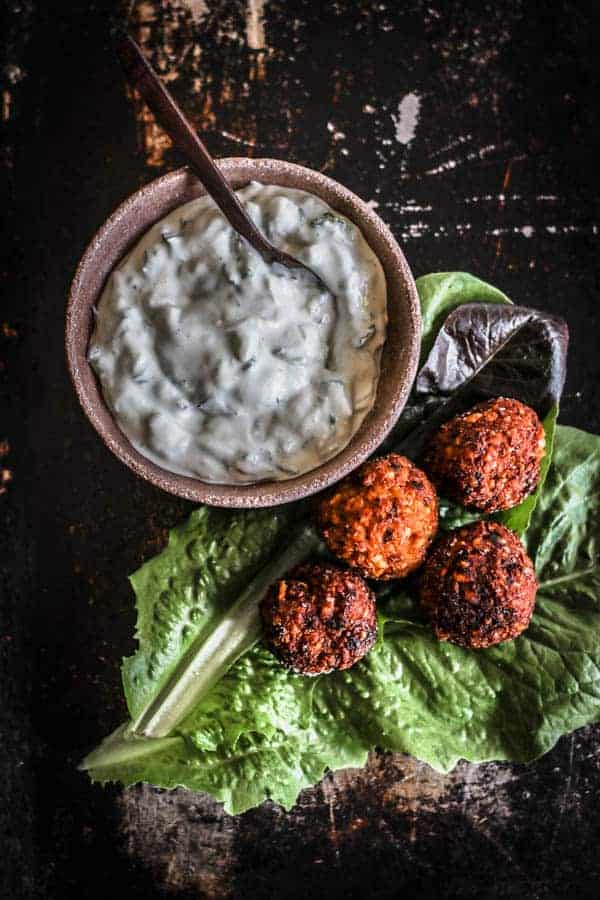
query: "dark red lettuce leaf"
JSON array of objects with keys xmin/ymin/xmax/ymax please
[
  {"xmin": 415, "ymin": 303, "xmax": 568, "ymax": 411},
  {"xmin": 395, "ymin": 303, "xmax": 568, "ymax": 459}
]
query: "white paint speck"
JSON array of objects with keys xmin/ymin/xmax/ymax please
[
  {"xmin": 363, "ymin": 104, "xmax": 376, "ymax": 114},
  {"xmin": 464, "ymin": 193, "xmax": 523, "ymax": 203},
  {"xmin": 425, "ymin": 144, "xmax": 501, "ymax": 176},
  {"xmin": 486, "ymin": 225, "xmax": 540, "ymax": 238},
  {"xmin": 426, "ymin": 158, "xmax": 457, "ymax": 175},
  {"xmin": 5, "ymin": 64, "xmax": 26, "ymax": 84},
  {"xmin": 246, "ymin": 0, "xmax": 266, "ymax": 50},
  {"xmin": 400, "ymin": 202, "xmax": 432, "ymax": 213},
  {"xmin": 429, "ymin": 134, "xmax": 472, "ymax": 158},
  {"xmin": 391, "ymin": 93, "xmax": 421, "ymax": 145},
  {"xmin": 366, "ymin": 200, "xmax": 380, "ymax": 209}
]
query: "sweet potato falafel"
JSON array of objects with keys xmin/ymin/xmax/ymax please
[
  {"xmin": 260, "ymin": 562, "xmax": 377, "ymax": 675},
  {"xmin": 423, "ymin": 397, "xmax": 545, "ymax": 513},
  {"xmin": 419, "ymin": 521, "xmax": 537, "ymax": 648},
  {"xmin": 318, "ymin": 453, "xmax": 439, "ymax": 580}
]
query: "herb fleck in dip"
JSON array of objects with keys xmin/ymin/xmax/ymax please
[{"xmin": 89, "ymin": 182, "xmax": 387, "ymax": 483}]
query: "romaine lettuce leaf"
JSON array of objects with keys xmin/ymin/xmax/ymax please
[
  {"xmin": 83, "ymin": 425, "xmax": 600, "ymax": 813},
  {"xmin": 416, "ymin": 271, "xmax": 511, "ymax": 360},
  {"xmin": 122, "ymin": 506, "xmax": 290, "ymax": 722}
]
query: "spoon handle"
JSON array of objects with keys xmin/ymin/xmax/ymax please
[{"xmin": 115, "ymin": 32, "xmax": 277, "ymax": 263}]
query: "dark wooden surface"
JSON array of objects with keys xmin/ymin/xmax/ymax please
[{"xmin": 2, "ymin": 1, "xmax": 600, "ymax": 897}]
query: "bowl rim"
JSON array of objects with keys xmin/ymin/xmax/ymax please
[{"xmin": 66, "ymin": 158, "xmax": 421, "ymax": 507}]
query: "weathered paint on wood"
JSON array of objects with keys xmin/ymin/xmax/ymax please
[{"xmin": 2, "ymin": 1, "xmax": 600, "ymax": 897}]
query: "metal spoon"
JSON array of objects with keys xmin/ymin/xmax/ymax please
[{"xmin": 115, "ymin": 32, "xmax": 331, "ymax": 294}]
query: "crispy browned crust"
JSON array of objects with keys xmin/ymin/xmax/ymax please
[
  {"xmin": 423, "ymin": 397, "xmax": 545, "ymax": 513},
  {"xmin": 317, "ymin": 453, "xmax": 439, "ymax": 580},
  {"xmin": 260, "ymin": 562, "xmax": 377, "ymax": 675},
  {"xmin": 419, "ymin": 521, "xmax": 537, "ymax": 648}
]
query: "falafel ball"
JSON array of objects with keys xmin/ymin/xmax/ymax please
[
  {"xmin": 419, "ymin": 521, "xmax": 537, "ymax": 648},
  {"xmin": 423, "ymin": 397, "xmax": 545, "ymax": 513},
  {"xmin": 260, "ymin": 562, "xmax": 377, "ymax": 675},
  {"xmin": 318, "ymin": 453, "xmax": 439, "ymax": 581}
]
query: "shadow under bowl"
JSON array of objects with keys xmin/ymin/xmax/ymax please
[{"xmin": 66, "ymin": 158, "xmax": 421, "ymax": 507}]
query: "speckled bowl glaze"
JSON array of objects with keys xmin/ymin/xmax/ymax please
[{"xmin": 66, "ymin": 159, "xmax": 421, "ymax": 507}]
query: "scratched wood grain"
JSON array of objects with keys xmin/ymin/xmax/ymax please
[{"xmin": 2, "ymin": 1, "xmax": 600, "ymax": 898}]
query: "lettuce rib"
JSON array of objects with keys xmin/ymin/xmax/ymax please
[{"xmin": 132, "ymin": 523, "xmax": 319, "ymax": 738}]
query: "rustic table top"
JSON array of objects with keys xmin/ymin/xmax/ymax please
[{"xmin": 2, "ymin": 1, "xmax": 600, "ymax": 897}]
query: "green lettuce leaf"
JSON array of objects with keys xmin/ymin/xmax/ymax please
[
  {"xmin": 84, "ymin": 425, "xmax": 600, "ymax": 814},
  {"xmin": 385, "ymin": 273, "xmax": 512, "ymax": 449},
  {"xmin": 416, "ymin": 271, "xmax": 511, "ymax": 360},
  {"xmin": 122, "ymin": 506, "xmax": 290, "ymax": 722}
]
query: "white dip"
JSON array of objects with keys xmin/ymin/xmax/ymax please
[{"xmin": 89, "ymin": 182, "xmax": 387, "ymax": 483}]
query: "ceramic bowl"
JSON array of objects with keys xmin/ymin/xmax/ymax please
[{"xmin": 66, "ymin": 158, "xmax": 421, "ymax": 507}]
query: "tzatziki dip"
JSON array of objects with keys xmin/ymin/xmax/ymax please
[{"xmin": 89, "ymin": 182, "xmax": 387, "ymax": 484}]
